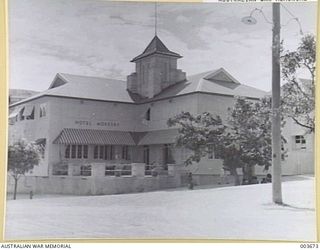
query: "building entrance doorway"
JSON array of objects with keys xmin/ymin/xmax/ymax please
[{"xmin": 143, "ymin": 145, "xmax": 150, "ymax": 165}]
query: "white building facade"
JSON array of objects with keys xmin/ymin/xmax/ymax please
[{"xmin": 8, "ymin": 35, "xmax": 314, "ymax": 195}]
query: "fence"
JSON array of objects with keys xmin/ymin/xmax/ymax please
[
  {"xmin": 7, "ymin": 163, "xmax": 182, "ymax": 196},
  {"xmin": 52, "ymin": 162, "xmax": 133, "ymax": 177},
  {"xmin": 145, "ymin": 164, "xmax": 169, "ymax": 176}
]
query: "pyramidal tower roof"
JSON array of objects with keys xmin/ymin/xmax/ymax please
[{"xmin": 131, "ymin": 35, "xmax": 182, "ymax": 62}]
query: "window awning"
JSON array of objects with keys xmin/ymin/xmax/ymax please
[
  {"xmin": 35, "ymin": 138, "xmax": 46, "ymax": 145},
  {"xmin": 138, "ymin": 129, "xmax": 179, "ymax": 145},
  {"xmin": 22, "ymin": 105, "xmax": 34, "ymax": 116},
  {"xmin": 53, "ymin": 128, "xmax": 136, "ymax": 145},
  {"xmin": 9, "ymin": 108, "xmax": 20, "ymax": 118}
]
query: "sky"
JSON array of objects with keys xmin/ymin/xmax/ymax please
[{"xmin": 8, "ymin": 0, "xmax": 317, "ymax": 92}]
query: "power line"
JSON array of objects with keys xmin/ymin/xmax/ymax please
[
  {"xmin": 280, "ymin": 3, "xmax": 296, "ymax": 18},
  {"xmin": 280, "ymin": 3, "xmax": 304, "ymax": 34},
  {"xmin": 247, "ymin": 5, "xmax": 304, "ymax": 35}
]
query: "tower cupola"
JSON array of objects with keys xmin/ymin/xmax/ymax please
[{"xmin": 127, "ymin": 35, "xmax": 186, "ymax": 98}]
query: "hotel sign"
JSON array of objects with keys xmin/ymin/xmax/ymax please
[{"xmin": 75, "ymin": 120, "xmax": 120, "ymax": 127}]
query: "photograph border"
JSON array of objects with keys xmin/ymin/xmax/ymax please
[{"xmin": 0, "ymin": 0, "xmax": 319, "ymax": 243}]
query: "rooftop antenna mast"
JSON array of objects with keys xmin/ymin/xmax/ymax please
[{"xmin": 155, "ymin": 1, "xmax": 157, "ymax": 36}]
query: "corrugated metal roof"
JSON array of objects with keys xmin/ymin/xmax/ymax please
[
  {"xmin": 10, "ymin": 73, "xmax": 136, "ymax": 107},
  {"xmin": 10, "ymin": 68, "xmax": 268, "ymax": 107},
  {"xmin": 138, "ymin": 129, "xmax": 179, "ymax": 145},
  {"xmin": 53, "ymin": 128, "xmax": 136, "ymax": 145},
  {"xmin": 154, "ymin": 68, "xmax": 267, "ymax": 100}
]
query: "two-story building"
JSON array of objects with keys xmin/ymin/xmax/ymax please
[{"xmin": 8, "ymin": 35, "xmax": 314, "ymax": 195}]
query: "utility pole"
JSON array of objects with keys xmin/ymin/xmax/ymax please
[{"xmin": 271, "ymin": 3, "xmax": 282, "ymax": 204}]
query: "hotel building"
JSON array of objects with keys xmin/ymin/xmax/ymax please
[{"xmin": 8, "ymin": 35, "xmax": 314, "ymax": 195}]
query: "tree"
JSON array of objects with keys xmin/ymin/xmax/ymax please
[
  {"xmin": 167, "ymin": 112, "xmax": 225, "ymax": 165},
  {"xmin": 214, "ymin": 136, "xmax": 244, "ymax": 186},
  {"xmin": 167, "ymin": 98, "xmax": 285, "ymax": 186},
  {"xmin": 281, "ymin": 34, "xmax": 315, "ymax": 133},
  {"xmin": 167, "ymin": 110, "xmax": 243, "ymax": 185},
  {"xmin": 221, "ymin": 97, "xmax": 287, "ymax": 183},
  {"xmin": 224, "ymin": 97, "xmax": 273, "ymax": 183},
  {"xmin": 8, "ymin": 139, "xmax": 40, "ymax": 200}
]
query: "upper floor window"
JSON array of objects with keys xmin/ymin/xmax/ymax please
[
  {"xmin": 39, "ymin": 103, "xmax": 47, "ymax": 118},
  {"xmin": 23, "ymin": 105, "xmax": 35, "ymax": 120},
  {"xmin": 9, "ymin": 108, "xmax": 20, "ymax": 125},
  {"xmin": 19, "ymin": 107, "xmax": 25, "ymax": 121},
  {"xmin": 145, "ymin": 108, "xmax": 151, "ymax": 121},
  {"xmin": 294, "ymin": 135, "xmax": 306, "ymax": 150}
]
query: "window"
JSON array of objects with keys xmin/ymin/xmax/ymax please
[
  {"xmin": 77, "ymin": 145, "xmax": 82, "ymax": 158},
  {"xmin": 110, "ymin": 146, "xmax": 115, "ymax": 160},
  {"xmin": 71, "ymin": 145, "xmax": 77, "ymax": 158},
  {"xmin": 143, "ymin": 146, "xmax": 150, "ymax": 165},
  {"xmin": 93, "ymin": 145, "xmax": 115, "ymax": 160},
  {"xmin": 19, "ymin": 107, "xmax": 25, "ymax": 121},
  {"xmin": 80, "ymin": 165, "xmax": 92, "ymax": 176},
  {"xmin": 105, "ymin": 165, "xmax": 116, "ymax": 176},
  {"xmin": 9, "ymin": 108, "xmax": 19, "ymax": 125},
  {"xmin": 65, "ymin": 144, "xmax": 88, "ymax": 159},
  {"xmin": 295, "ymin": 135, "xmax": 306, "ymax": 149},
  {"xmin": 94, "ymin": 146, "xmax": 99, "ymax": 159},
  {"xmin": 26, "ymin": 108, "xmax": 34, "ymax": 120},
  {"xmin": 122, "ymin": 146, "xmax": 130, "ymax": 160},
  {"xmin": 83, "ymin": 145, "xmax": 88, "ymax": 158},
  {"xmin": 65, "ymin": 145, "xmax": 70, "ymax": 158},
  {"xmin": 104, "ymin": 146, "xmax": 109, "ymax": 160},
  {"xmin": 52, "ymin": 163, "xmax": 68, "ymax": 176},
  {"xmin": 23, "ymin": 105, "xmax": 35, "ymax": 120},
  {"xmin": 145, "ymin": 108, "xmax": 151, "ymax": 121},
  {"xmin": 99, "ymin": 145, "xmax": 104, "ymax": 159},
  {"xmin": 163, "ymin": 144, "xmax": 174, "ymax": 165},
  {"xmin": 39, "ymin": 103, "xmax": 47, "ymax": 118}
]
